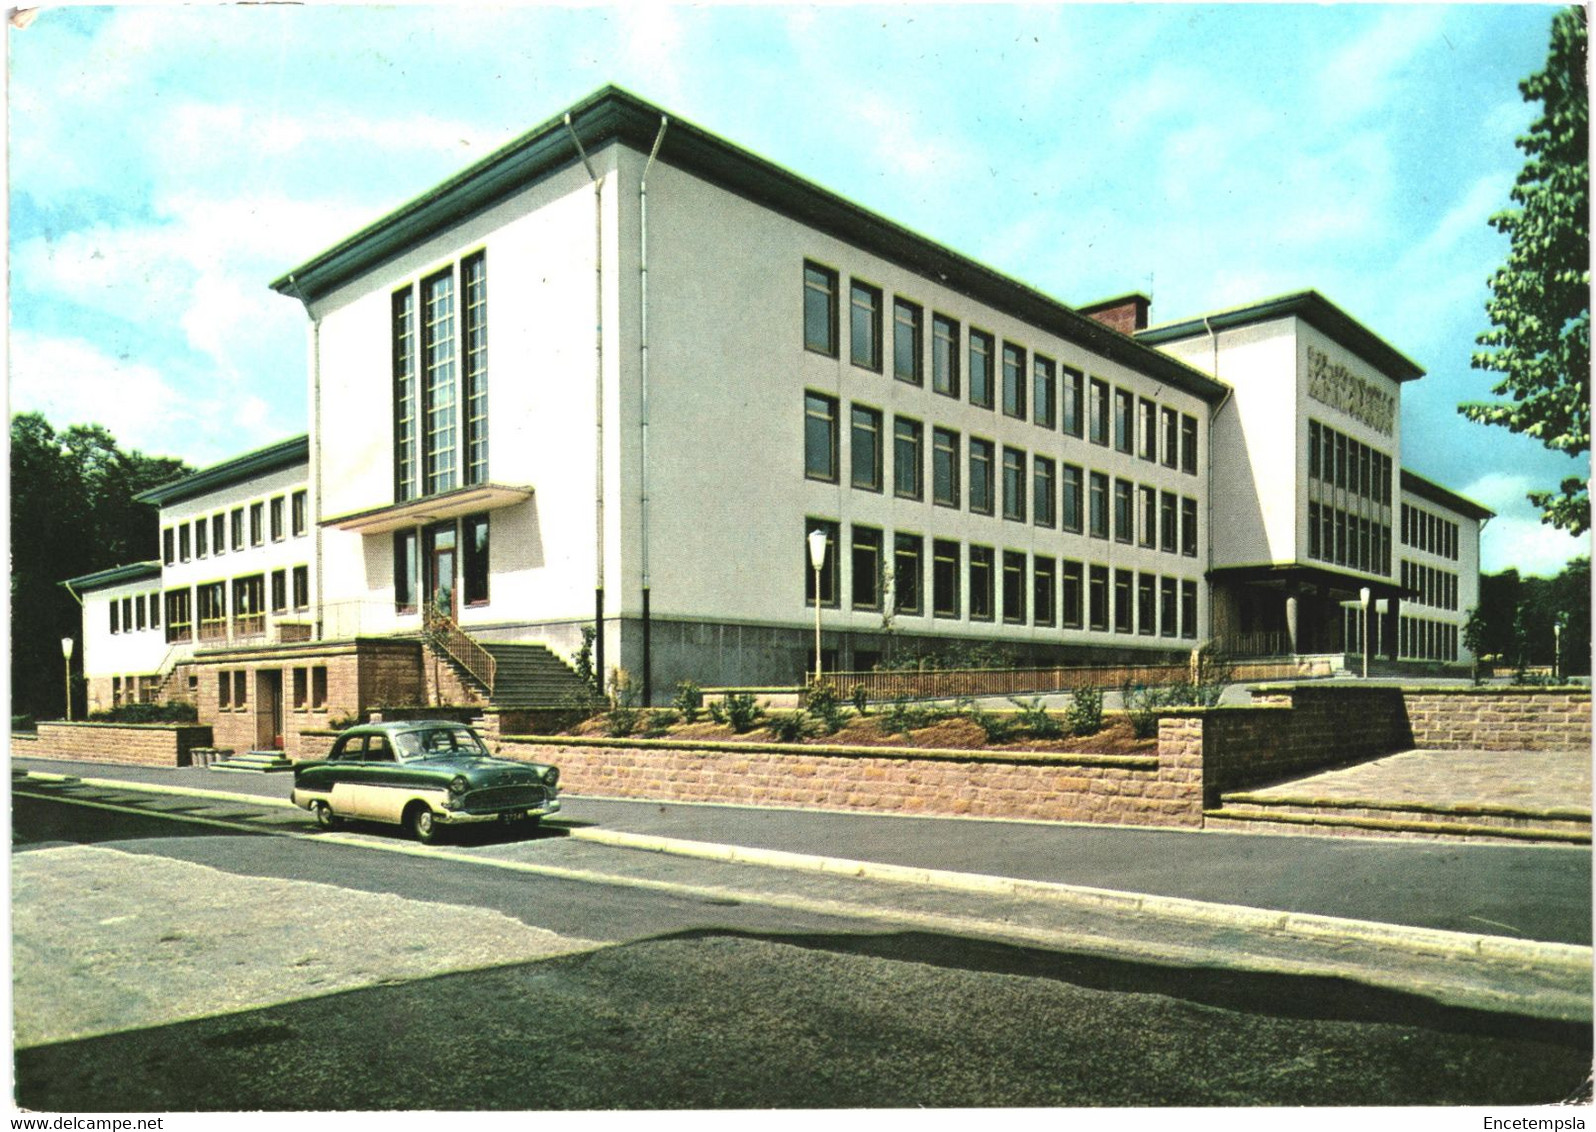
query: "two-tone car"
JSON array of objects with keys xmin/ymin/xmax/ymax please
[{"xmin": 292, "ymin": 720, "xmax": 560, "ymax": 843}]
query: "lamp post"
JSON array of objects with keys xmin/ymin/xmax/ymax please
[
  {"xmin": 61, "ymin": 637, "xmax": 75, "ymax": 721},
  {"xmin": 1554, "ymin": 618, "xmax": 1564, "ymax": 683},
  {"xmin": 1359, "ymin": 588, "xmax": 1371, "ymax": 679},
  {"xmin": 807, "ymin": 529, "xmax": 828, "ymax": 684}
]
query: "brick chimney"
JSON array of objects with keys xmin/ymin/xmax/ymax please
[{"xmin": 1078, "ymin": 293, "xmax": 1151, "ymax": 335}]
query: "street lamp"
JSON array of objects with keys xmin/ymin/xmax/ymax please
[
  {"xmin": 807, "ymin": 529, "xmax": 828, "ymax": 684},
  {"xmin": 1554, "ymin": 618, "xmax": 1564, "ymax": 683},
  {"xmin": 60, "ymin": 637, "xmax": 75, "ymax": 721},
  {"xmin": 1359, "ymin": 588, "xmax": 1372, "ymax": 679}
]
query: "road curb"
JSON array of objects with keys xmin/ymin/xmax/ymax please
[
  {"xmin": 566, "ymin": 826, "xmax": 1594, "ymax": 970},
  {"xmin": 18, "ymin": 771, "xmax": 299, "ymax": 810}
]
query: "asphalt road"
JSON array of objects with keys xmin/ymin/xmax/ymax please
[{"xmin": 11, "ymin": 784, "xmax": 1592, "ymax": 1111}]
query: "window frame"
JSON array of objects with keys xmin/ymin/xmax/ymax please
[
  {"xmin": 850, "ymin": 279, "xmax": 883, "ymax": 372},
  {"xmin": 892, "ymin": 297, "xmax": 923, "ymax": 386},
  {"xmin": 803, "ymin": 261, "xmax": 840, "ymax": 357},
  {"xmin": 850, "ymin": 404, "xmax": 884, "ymax": 493},
  {"xmin": 804, "ymin": 391, "xmax": 840, "ymax": 483}
]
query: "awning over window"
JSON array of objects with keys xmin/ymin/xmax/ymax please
[{"xmin": 322, "ymin": 483, "xmax": 534, "ymax": 535}]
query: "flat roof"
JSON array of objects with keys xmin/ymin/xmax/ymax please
[
  {"xmin": 1400, "ymin": 468, "xmax": 1495, "ymax": 521},
  {"xmin": 1138, "ymin": 290, "xmax": 1424, "ymax": 383},
  {"xmin": 135, "ymin": 435, "xmax": 308, "ymax": 508},
  {"xmin": 272, "ymin": 85, "xmax": 1228, "ymax": 406},
  {"xmin": 62, "ymin": 561, "xmax": 161, "ymax": 593}
]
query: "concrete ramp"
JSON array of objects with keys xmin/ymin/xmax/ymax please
[{"xmin": 1206, "ymin": 748, "xmax": 1591, "ymax": 844}]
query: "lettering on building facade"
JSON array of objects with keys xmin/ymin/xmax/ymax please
[{"xmin": 1307, "ymin": 346, "xmax": 1395, "ymax": 436}]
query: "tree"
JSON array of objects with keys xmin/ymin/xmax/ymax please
[
  {"xmin": 10, "ymin": 413, "xmax": 190, "ymax": 720},
  {"xmin": 1462, "ymin": 6, "xmax": 1590, "ymax": 534}
]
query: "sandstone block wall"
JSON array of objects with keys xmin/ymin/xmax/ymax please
[
  {"xmin": 1402, "ymin": 688, "xmax": 1591, "ymax": 751},
  {"xmin": 30, "ymin": 722, "xmax": 212, "ymax": 767}
]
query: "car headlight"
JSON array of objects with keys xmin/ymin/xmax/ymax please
[
  {"xmin": 448, "ymin": 775, "xmax": 469, "ymax": 797},
  {"xmin": 542, "ymin": 767, "xmax": 559, "ymax": 788}
]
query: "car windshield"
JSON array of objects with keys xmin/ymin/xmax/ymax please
[{"xmin": 392, "ymin": 727, "xmax": 490, "ymax": 760}]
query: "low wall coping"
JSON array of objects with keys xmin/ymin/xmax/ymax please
[
  {"xmin": 37, "ymin": 720, "xmax": 208, "ymax": 732},
  {"xmin": 1249, "ymin": 683, "xmax": 1589, "ymax": 698},
  {"xmin": 503, "ymin": 732, "xmax": 1160, "ymax": 770}
]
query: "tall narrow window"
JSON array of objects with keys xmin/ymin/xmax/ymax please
[
  {"xmin": 1062, "ymin": 561, "xmax": 1084, "ymax": 629},
  {"xmin": 1088, "ymin": 565, "xmax": 1109, "ymax": 631},
  {"xmin": 893, "ymin": 417, "xmax": 923, "ymax": 500},
  {"xmin": 804, "ymin": 520, "xmax": 840, "ymax": 608},
  {"xmin": 292, "ymin": 490, "xmax": 308, "ymax": 537},
  {"xmin": 395, "ymin": 530, "xmax": 418, "ymax": 613},
  {"xmin": 969, "ymin": 330, "xmax": 994, "ymax": 409},
  {"xmin": 803, "ymin": 262, "xmax": 838, "ymax": 355},
  {"xmin": 249, "ymin": 502, "xmax": 264, "ymax": 547},
  {"xmin": 1138, "ymin": 398, "xmax": 1157, "ymax": 461},
  {"xmin": 1113, "ymin": 569, "xmax": 1134, "ymax": 634},
  {"xmin": 1089, "ymin": 472, "xmax": 1109, "ymax": 539},
  {"xmin": 292, "ymin": 565, "xmax": 310, "ymax": 610},
  {"xmin": 1061, "ymin": 464, "xmax": 1084, "ymax": 533},
  {"xmin": 1002, "ymin": 551, "xmax": 1027, "ymax": 624},
  {"xmin": 932, "ymin": 539, "xmax": 960, "ymax": 619},
  {"xmin": 163, "ymin": 528, "xmax": 175, "ymax": 566},
  {"xmin": 178, "ymin": 526, "xmax": 191, "ymax": 562},
  {"xmin": 1181, "ymin": 580, "xmax": 1198, "ymax": 639},
  {"xmin": 1137, "ymin": 573, "xmax": 1156, "ymax": 636},
  {"xmin": 1002, "ymin": 447, "xmax": 1026, "ymax": 522},
  {"xmin": 1002, "ymin": 343, "xmax": 1026, "ymax": 419},
  {"xmin": 1180, "ymin": 413, "xmax": 1198, "ymax": 475},
  {"xmin": 1181, "ymin": 497, "xmax": 1199, "ymax": 557},
  {"xmin": 969, "ymin": 438, "xmax": 994, "ymax": 515},
  {"xmin": 851, "ymin": 405, "xmax": 883, "ymax": 492},
  {"xmin": 1114, "ymin": 479, "xmax": 1134, "ymax": 544},
  {"xmin": 270, "ymin": 497, "xmax": 285, "ymax": 541},
  {"xmin": 1161, "ymin": 491, "xmax": 1179, "ymax": 554},
  {"xmin": 213, "ymin": 514, "xmax": 226, "ymax": 556},
  {"xmin": 893, "ymin": 298, "xmax": 922, "ymax": 385},
  {"xmin": 1062, "ymin": 367, "xmax": 1084, "ymax": 437},
  {"xmin": 463, "ymin": 252, "xmax": 489, "ymax": 486},
  {"xmin": 393, "ymin": 287, "xmax": 418, "ymax": 502},
  {"xmin": 271, "ymin": 569, "xmax": 288, "ymax": 614},
  {"xmin": 894, "ymin": 533, "xmax": 923, "ymax": 616},
  {"xmin": 1089, "ymin": 379, "xmax": 1110, "ymax": 445},
  {"xmin": 1139, "ymin": 485, "xmax": 1157, "ymax": 548},
  {"xmin": 969, "ymin": 546, "xmax": 995, "ymax": 621},
  {"xmin": 932, "ymin": 428, "xmax": 960, "ymax": 508},
  {"xmin": 1033, "ymin": 556, "xmax": 1056, "ymax": 627},
  {"xmin": 1160, "ymin": 577, "xmax": 1178, "ymax": 638},
  {"xmin": 850, "ymin": 281, "xmax": 882, "ymax": 371},
  {"xmin": 1161, "ymin": 407, "xmax": 1179, "ymax": 468},
  {"xmin": 422, "ymin": 269, "xmax": 458, "ymax": 496},
  {"xmin": 851, "ymin": 526, "xmax": 882, "ymax": 611},
  {"xmin": 1033, "ymin": 354, "xmax": 1056, "ymax": 429},
  {"xmin": 195, "ymin": 520, "xmax": 208, "ymax": 558},
  {"xmin": 110, "ymin": 600, "xmax": 120, "ymax": 634},
  {"xmin": 804, "ymin": 392, "xmax": 839, "ymax": 482},
  {"xmin": 932, "ymin": 314, "xmax": 959, "ymax": 397},
  {"xmin": 463, "ymin": 513, "xmax": 490, "ymax": 606},
  {"xmin": 1033, "ymin": 455, "xmax": 1056, "ymax": 528},
  {"xmin": 1113, "ymin": 389, "xmax": 1134, "ymax": 454}
]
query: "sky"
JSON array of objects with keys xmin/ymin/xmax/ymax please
[{"xmin": 6, "ymin": 2, "xmax": 1589, "ymax": 577}]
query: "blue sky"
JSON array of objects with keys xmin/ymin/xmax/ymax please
[{"xmin": 7, "ymin": 3, "xmax": 1588, "ymax": 576}]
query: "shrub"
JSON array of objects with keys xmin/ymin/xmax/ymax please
[
  {"xmin": 850, "ymin": 684, "xmax": 871, "ymax": 716},
  {"xmin": 11, "ymin": 714, "xmax": 35, "ymax": 733},
  {"xmin": 573, "ymin": 626, "xmax": 600, "ymax": 695},
  {"xmin": 603, "ymin": 668, "xmax": 639, "ymax": 736},
  {"xmin": 803, "ymin": 679, "xmax": 849, "ymax": 734},
  {"xmin": 709, "ymin": 692, "xmax": 763, "ymax": 733},
  {"xmin": 964, "ymin": 701, "xmax": 1017, "ymax": 743},
  {"xmin": 673, "ymin": 680, "xmax": 705, "ymax": 723},
  {"xmin": 875, "ymin": 696, "xmax": 934, "ymax": 736},
  {"xmin": 640, "ymin": 708, "xmax": 679, "ymax": 738},
  {"xmin": 1009, "ymin": 696, "xmax": 1062, "ymax": 739},
  {"xmin": 768, "ymin": 710, "xmax": 819, "ymax": 743},
  {"xmin": 1066, "ymin": 684, "xmax": 1104, "ymax": 737},
  {"xmin": 1120, "ymin": 682, "xmax": 1163, "ymax": 740},
  {"xmin": 87, "ymin": 701, "xmax": 199, "ymax": 725}
]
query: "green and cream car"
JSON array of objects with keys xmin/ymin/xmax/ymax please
[{"xmin": 292, "ymin": 721, "xmax": 561, "ymax": 843}]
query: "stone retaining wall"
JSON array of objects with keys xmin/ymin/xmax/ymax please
[
  {"xmin": 501, "ymin": 731, "xmax": 1206, "ymax": 828},
  {"xmin": 30, "ymin": 722, "xmax": 213, "ymax": 768},
  {"xmin": 1402, "ymin": 688, "xmax": 1591, "ymax": 751}
]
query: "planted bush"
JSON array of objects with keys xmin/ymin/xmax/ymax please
[
  {"xmin": 1009, "ymin": 696, "xmax": 1062, "ymax": 739},
  {"xmin": 709, "ymin": 692, "xmax": 764, "ymax": 733},
  {"xmin": 673, "ymin": 680, "xmax": 705, "ymax": 723},
  {"xmin": 86, "ymin": 701, "xmax": 199, "ymax": 725},
  {"xmin": 803, "ymin": 679, "xmax": 849, "ymax": 734},
  {"xmin": 1066, "ymin": 684, "xmax": 1104, "ymax": 737},
  {"xmin": 964, "ymin": 701, "xmax": 1017, "ymax": 743},
  {"xmin": 768, "ymin": 710, "xmax": 819, "ymax": 743}
]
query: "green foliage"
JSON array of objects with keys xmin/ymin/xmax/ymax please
[
  {"xmin": 1462, "ymin": 7, "xmax": 1590, "ymax": 534},
  {"xmin": 11, "ymin": 412, "xmax": 192, "ymax": 720},
  {"xmin": 639, "ymin": 709, "xmax": 679, "ymax": 738},
  {"xmin": 802, "ymin": 679, "xmax": 849, "ymax": 734},
  {"xmin": 573, "ymin": 627, "xmax": 600, "ymax": 696},
  {"xmin": 963, "ymin": 701, "xmax": 1017, "ymax": 744},
  {"xmin": 86, "ymin": 701, "xmax": 199, "ymax": 725},
  {"xmin": 849, "ymin": 684, "xmax": 871, "ymax": 716},
  {"xmin": 1009, "ymin": 697, "xmax": 1062, "ymax": 739},
  {"xmin": 1066, "ymin": 684, "xmax": 1104, "ymax": 737},
  {"xmin": 604, "ymin": 668, "xmax": 638, "ymax": 736},
  {"xmin": 12, "ymin": 715, "xmax": 36, "ymax": 733},
  {"xmin": 768, "ymin": 709, "xmax": 820, "ymax": 743},
  {"xmin": 672, "ymin": 680, "xmax": 704, "ymax": 723},
  {"xmin": 1475, "ymin": 558, "xmax": 1590, "ymax": 675},
  {"xmin": 874, "ymin": 696, "xmax": 939, "ymax": 736},
  {"xmin": 708, "ymin": 692, "xmax": 764, "ymax": 733}
]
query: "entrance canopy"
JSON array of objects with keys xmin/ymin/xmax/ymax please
[{"xmin": 322, "ymin": 483, "xmax": 534, "ymax": 535}]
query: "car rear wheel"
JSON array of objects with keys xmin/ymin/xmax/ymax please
[
  {"xmin": 407, "ymin": 803, "xmax": 440, "ymax": 844},
  {"xmin": 312, "ymin": 801, "xmax": 340, "ymax": 830}
]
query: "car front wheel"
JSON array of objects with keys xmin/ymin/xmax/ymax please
[{"xmin": 407, "ymin": 804, "xmax": 441, "ymax": 844}]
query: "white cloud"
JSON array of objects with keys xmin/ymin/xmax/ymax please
[
  {"xmin": 1317, "ymin": 6, "xmax": 1450, "ymax": 123},
  {"xmin": 1464, "ymin": 472, "xmax": 1591, "ymax": 576}
]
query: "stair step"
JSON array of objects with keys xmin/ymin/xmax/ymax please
[{"xmin": 1205, "ymin": 806, "xmax": 1590, "ymax": 845}]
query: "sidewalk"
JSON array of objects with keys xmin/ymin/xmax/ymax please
[{"xmin": 13, "ymin": 752, "xmax": 1591, "ymax": 947}]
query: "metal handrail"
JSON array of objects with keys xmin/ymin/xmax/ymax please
[{"xmin": 422, "ymin": 602, "xmax": 497, "ymax": 694}]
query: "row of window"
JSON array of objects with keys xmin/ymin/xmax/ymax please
[
  {"xmin": 108, "ymin": 591, "xmax": 162, "ymax": 635},
  {"xmin": 1307, "ymin": 501, "xmax": 1393, "ymax": 577},
  {"xmin": 393, "ymin": 514, "xmax": 491, "ymax": 613},
  {"xmin": 802, "ymin": 519, "xmax": 1200, "ymax": 638},
  {"xmin": 163, "ymin": 567, "xmax": 310, "ymax": 644},
  {"xmin": 1402, "ymin": 559, "xmax": 1459, "ymax": 612},
  {"xmin": 216, "ymin": 667, "xmax": 330, "ymax": 713},
  {"xmin": 394, "ymin": 251, "xmax": 488, "ymax": 502},
  {"xmin": 804, "ymin": 395, "xmax": 1199, "ymax": 553},
  {"xmin": 1400, "ymin": 503, "xmax": 1460, "ymax": 561},
  {"xmin": 1308, "ymin": 420, "xmax": 1393, "ymax": 508},
  {"xmin": 162, "ymin": 489, "xmax": 309, "ymax": 567},
  {"xmin": 803, "ymin": 261, "xmax": 1200, "ymax": 470},
  {"xmin": 1399, "ymin": 616, "xmax": 1459, "ymax": 663},
  {"xmin": 109, "ymin": 674, "xmax": 163, "ymax": 707}
]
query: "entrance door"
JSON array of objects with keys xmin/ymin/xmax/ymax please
[
  {"xmin": 256, "ymin": 669, "xmax": 283, "ymax": 750},
  {"xmin": 429, "ymin": 525, "xmax": 458, "ymax": 620}
]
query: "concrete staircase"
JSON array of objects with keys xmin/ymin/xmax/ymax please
[
  {"xmin": 209, "ymin": 750, "xmax": 294, "ymax": 774},
  {"xmin": 1205, "ymin": 791, "xmax": 1591, "ymax": 845},
  {"xmin": 477, "ymin": 642, "xmax": 594, "ymax": 709}
]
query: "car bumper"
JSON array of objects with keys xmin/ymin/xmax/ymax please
[{"xmin": 439, "ymin": 797, "xmax": 561, "ymax": 825}]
